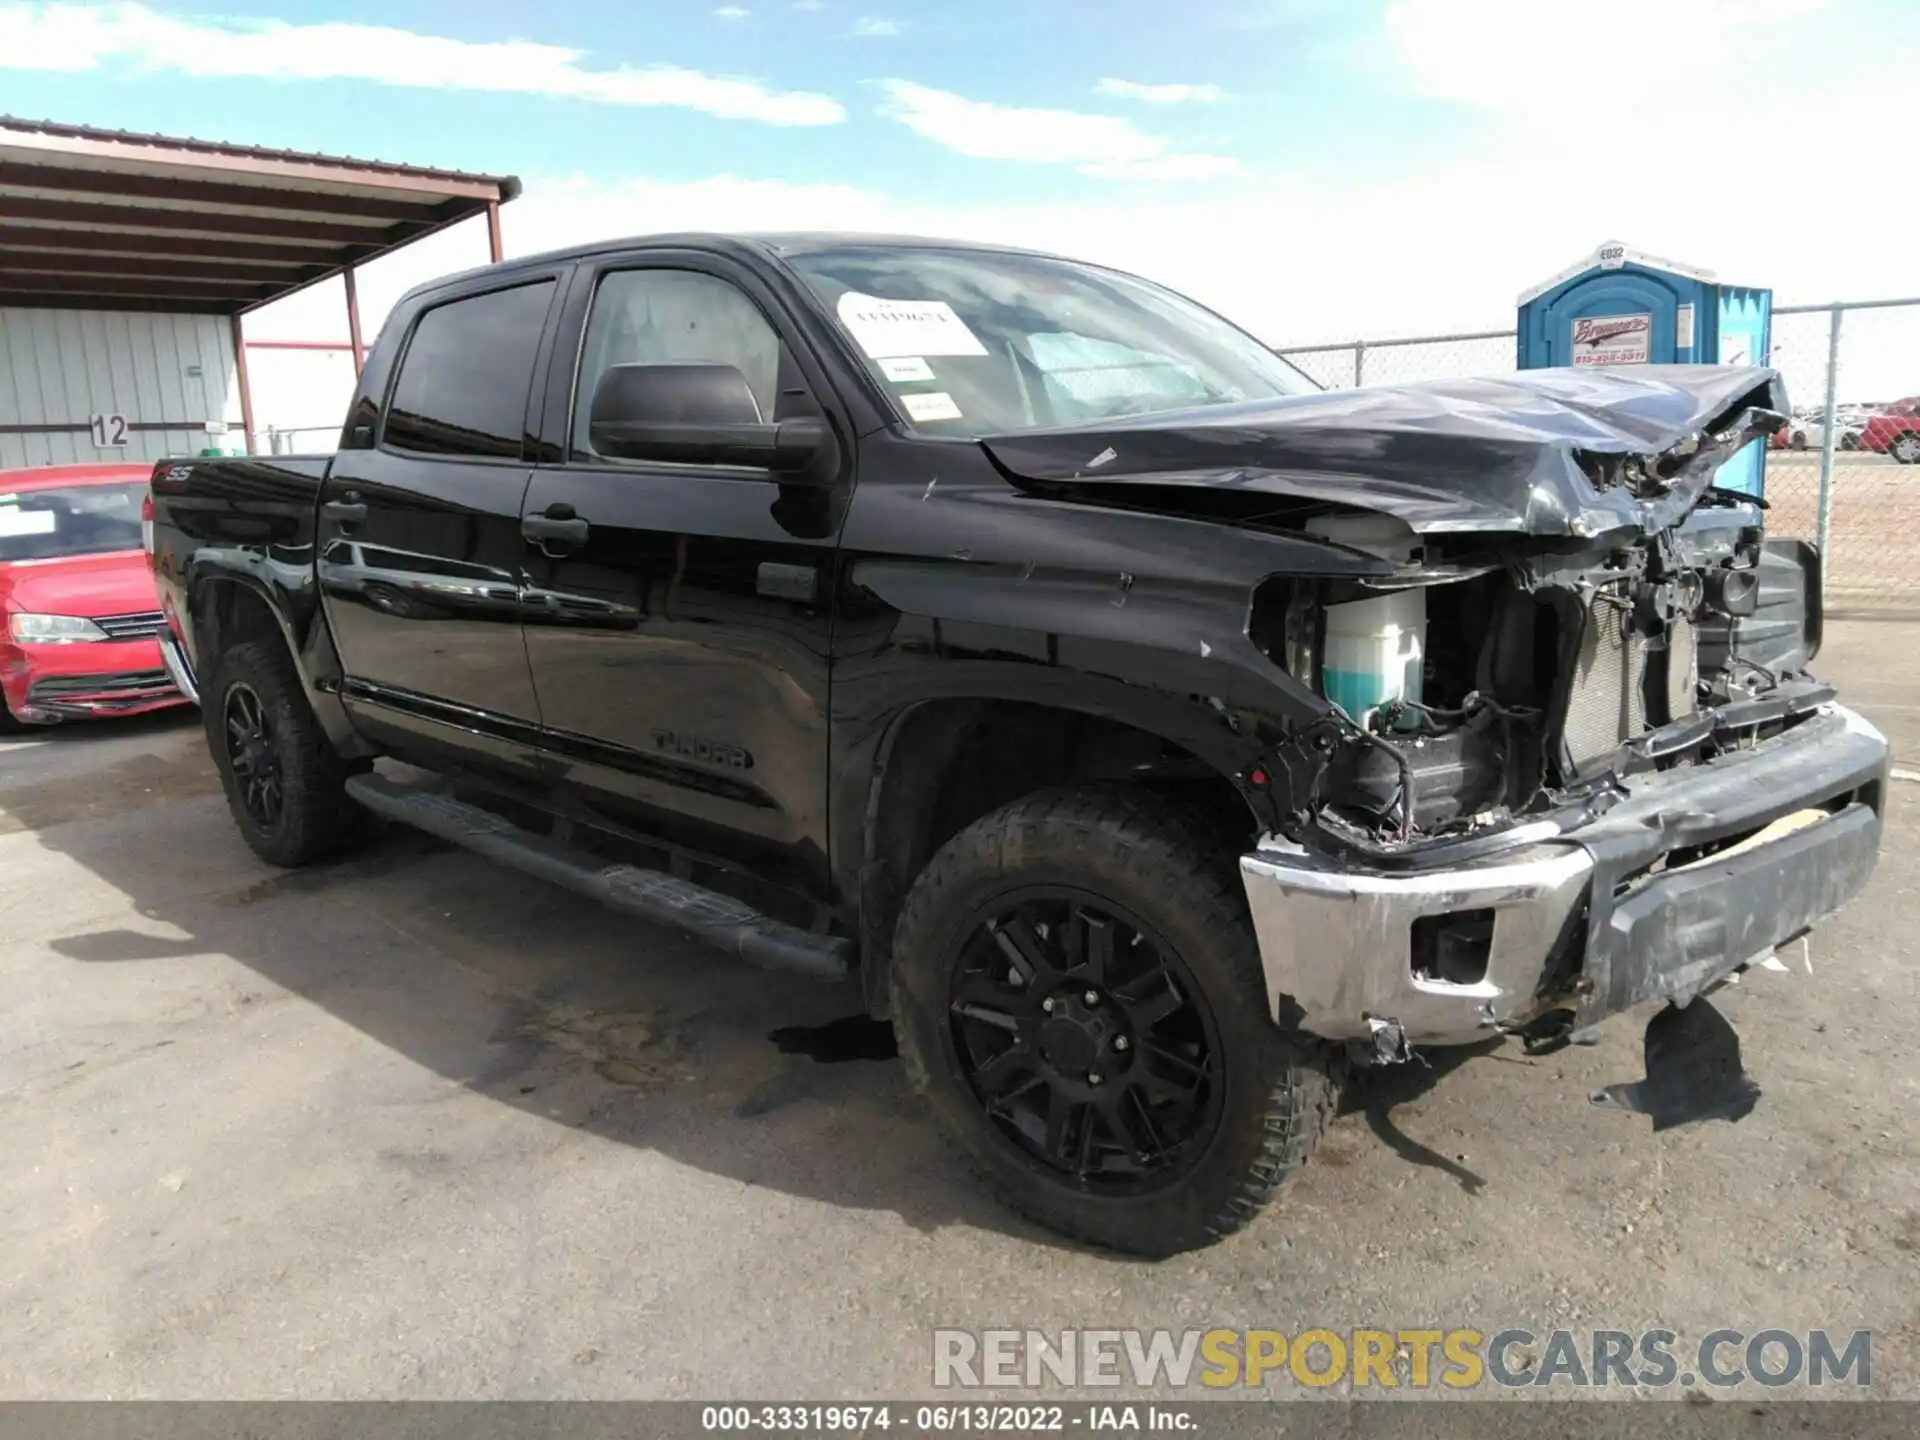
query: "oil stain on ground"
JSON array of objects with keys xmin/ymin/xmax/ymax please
[
  {"xmin": 734, "ymin": 1016, "xmax": 899, "ymax": 1119},
  {"xmin": 768, "ymin": 1015, "xmax": 898, "ymax": 1063}
]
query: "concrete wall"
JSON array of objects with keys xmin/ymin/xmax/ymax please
[{"xmin": 0, "ymin": 308, "xmax": 242, "ymax": 469}]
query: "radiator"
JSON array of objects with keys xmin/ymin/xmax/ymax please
[{"xmin": 1560, "ymin": 601, "xmax": 1699, "ymax": 775}]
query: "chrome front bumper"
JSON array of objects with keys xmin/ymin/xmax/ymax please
[
  {"xmin": 156, "ymin": 633, "xmax": 201, "ymax": 707},
  {"xmin": 1240, "ymin": 703, "xmax": 1890, "ymax": 1048}
]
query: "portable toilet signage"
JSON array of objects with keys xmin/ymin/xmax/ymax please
[{"xmin": 1517, "ymin": 241, "xmax": 1774, "ymax": 496}]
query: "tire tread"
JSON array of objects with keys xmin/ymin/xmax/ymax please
[{"xmin": 891, "ymin": 783, "xmax": 1338, "ymax": 1255}]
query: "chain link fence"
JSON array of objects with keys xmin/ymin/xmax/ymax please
[{"xmin": 1279, "ymin": 299, "xmax": 1920, "ymax": 606}]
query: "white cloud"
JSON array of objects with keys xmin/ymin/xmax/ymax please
[
  {"xmin": 851, "ymin": 16, "xmax": 899, "ymax": 35},
  {"xmin": 1385, "ymin": 0, "xmax": 1827, "ymax": 114},
  {"xmin": 875, "ymin": 80, "xmax": 1238, "ymax": 180},
  {"xmin": 713, "ymin": 5, "xmax": 751, "ymax": 19},
  {"xmin": 0, "ymin": 0, "xmax": 844, "ymax": 124},
  {"xmin": 237, "ymin": 0, "xmax": 1920, "ymax": 427},
  {"xmin": 1095, "ymin": 78, "xmax": 1228, "ymax": 105}
]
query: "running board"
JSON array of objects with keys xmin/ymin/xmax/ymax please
[{"xmin": 344, "ymin": 772, "xmax": 852, "ymax": 983}]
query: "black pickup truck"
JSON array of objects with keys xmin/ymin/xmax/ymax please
[{"xmin": 147, "ymin": 233, "xmax": 1887, "ymax": 1255}]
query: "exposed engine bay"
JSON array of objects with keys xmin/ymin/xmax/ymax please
[
  {"xmin": 1263, "ymin": 504, "xmax": 1827, "ymax": 856},
  {"xmin": 985, "ymin": 363, "xmax": 1827, "ymax": 860}
]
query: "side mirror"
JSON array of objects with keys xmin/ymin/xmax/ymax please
[{"xmin": 587, "ymin": 363, "xmax": 836, "ymax": 483}]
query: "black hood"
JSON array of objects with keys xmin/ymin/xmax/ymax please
[{"xmin": 982, "ymin": 364, "xmax": 1787, "ymax": 538}]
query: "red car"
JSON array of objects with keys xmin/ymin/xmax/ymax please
[
  {"xmin": 0, "ymin": 462, "xmax": 189, "ymax": 729},
  {"xmin": 1862, "ymin": 397, "xmax": 1920, "ymax": 464}
]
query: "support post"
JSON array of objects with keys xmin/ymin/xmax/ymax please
[
  {"xmin": 343, "ymin": 264, "xmax": 365, "ymax": 377},
  {"xmin": 230, "ymin": 312, "xmax": 256, "ymax": 456},
  {"xmin": 486, "ymin": 200, "xmax": 504, "ymax": 264},
  {"xmin": 1816, "ymin": 303, "xmax": 1844, "ymax": 560},
  {"xmin": 1353, "ymin": 339, "xmax": 1367, "ymax": 388}
]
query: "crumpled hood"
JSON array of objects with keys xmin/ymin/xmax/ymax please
[{"xmin": 982, "ymin": 364, "xmax": 1787, "ymax": 537}]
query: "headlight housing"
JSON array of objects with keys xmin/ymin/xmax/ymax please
[{"xmin": 9, "ymin": 613, "xmax": 110, "ymax": 644}]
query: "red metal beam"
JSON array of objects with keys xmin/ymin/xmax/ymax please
[
  {"xmin": 343, "ymin": 265, "xmax": 366, "ymax": 376},
  {"xmin": 232, "ymin": 314, "xmax": 257, "ymax": 456},
  {"xmin": 0, "ymin": 224, "xmax": 365, "ymax": 266},
  {"xmin": 0, "ymin": 269, "xmax": 273, "ymax": 299},
  {"xmin": 0, "ymin": 249, "xmax": 324, "ymax": 283},
  {"xmin": 0, "ymin": 195, "xmax": 393, "ymax": 246},
  {"xmin": 0, "ymin": 291, "xmax": 238, "ymax": 314},
  {"xmin": 0, "ymin": 162, "xmax": 453, "ymax": 224},
  {"xmin": 245, "ymin": 339, "xmax": 355, "ymax": 352},
  {"xmin": 487, "ymin": 200, "xmax": 504, "ymax": 264}
]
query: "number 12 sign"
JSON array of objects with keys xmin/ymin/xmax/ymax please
[{"xmin": 89, "ymin": 413, "xmax": 130, "ymax": 447}]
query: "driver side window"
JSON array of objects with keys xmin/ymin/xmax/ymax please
[{"xmin": 571, "ymin": 269, "xmax": 783, "ymax": 458}]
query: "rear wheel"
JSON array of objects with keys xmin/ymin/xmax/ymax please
[
  {"xmin": 1890, "ymin": 432, "xmax": 1920, "ymax": 465},
  {"xmin": 205, "ymin": 640, "xmax": 370, "ymax": 866},
  {"xmin": 891, "ymin": 785, "xmax": 1338, "ymax": 1255}
]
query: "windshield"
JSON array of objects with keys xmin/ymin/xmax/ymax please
[
  {"xmin": 0, "ymin": 482, "xmax": 146, "ymax": 564},
  {"xmin": 785, "ymin": 245, "xmax": 1315, "ymax": 438}
]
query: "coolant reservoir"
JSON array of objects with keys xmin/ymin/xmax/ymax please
[{"xmin": 1307, "ymin": 515, "xmax": 1426, "ymax": 724}]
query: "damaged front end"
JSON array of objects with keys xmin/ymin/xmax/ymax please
[
  {"xmin": 989, "ymin": 364, "xmax": 1889, "ymax": 1072},
  {"xmin": 1229, "ymin": 404, "xmax": 1887, "ymax": 1066}
]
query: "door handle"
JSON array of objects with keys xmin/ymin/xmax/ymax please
[
  {"xmin": 522, "ymin": 505, "xmax": 590, "ymax": 550},
  {"xmin": 322, "ymin": 498, "xmax": 368, "ymax": 525}
]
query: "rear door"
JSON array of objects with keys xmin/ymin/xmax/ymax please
[
  {"xmin": 318, "ymin": 273, "xmax": 563, "ymax": 738},
  {"xmin": 517, "ymin": 252, "xmax": 849, "ymax": 889}
]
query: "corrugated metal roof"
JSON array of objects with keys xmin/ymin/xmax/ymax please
[
  {"xmin": 0, "ymin": 116, "xmax": 520, "ymax": 192},
  {"xmin": 0, "ymin": 116, "xmax": 519, "ymax": 316}
]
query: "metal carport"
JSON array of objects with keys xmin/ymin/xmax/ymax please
[{"xmin": 0, "ymin": 117, "xmax": 519, "ymax": 463}]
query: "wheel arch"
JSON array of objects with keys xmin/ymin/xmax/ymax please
[
  {"xmin": 847, "ymin": 692, "xmax": 1266, "ymax": 1020},
  {"xmin": 188, "ymin": 569, "xmax": 370, "ymax": 759}
]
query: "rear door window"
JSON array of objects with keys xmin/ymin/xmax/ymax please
[{"xmin": 384, "ymin": 281, "xmax": 557, "ymax": 458}]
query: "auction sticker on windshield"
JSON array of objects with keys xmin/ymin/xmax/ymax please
[
  {"xmin": 837, "ymin": 292, "xmax": 988, "ymax": 359},
  {"xmin": 880, "ymin": 356, "xmax": 937, "ymax": 383},
  {"xmin": 902, "ymin": 392, "xmax": 965, "ymax": 423}
]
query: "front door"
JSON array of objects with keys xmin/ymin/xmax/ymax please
[
  {"xmin": 319, "ymin": 275, "xmax": 560, "ymax": 733},
  {"xmin": 519, "ymin": 258, "xmax": 847, "ymax": 889}
]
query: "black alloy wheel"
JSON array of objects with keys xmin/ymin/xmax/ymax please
[
  {"xmin": 223, "ymin": 681, "xmax": 285, "ymax": 830},
  {"xmin": 946, "ymin": 889, "xmax": 1224, "ymax": 1193}
]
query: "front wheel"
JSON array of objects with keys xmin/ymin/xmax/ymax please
[
  {"xmin": 1890, "ymin": 433, "xmax": 1920, "ymax": 465},
  {"xmin": 891, "ymin": 786, "xmax": 1338, "ymax": 1255},
  {"xmin": 205, "ymin": 640, "xmax": 371, "ymax": 867}
]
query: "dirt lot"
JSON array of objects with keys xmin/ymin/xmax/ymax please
[{"xmin": 3, "ymin": 626, "xmax": 1917, "ymax": 1403}]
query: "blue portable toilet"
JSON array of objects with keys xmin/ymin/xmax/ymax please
[{"xmin": 1517, "ymin": 241, "xmax": 1773, "ymax": 496}]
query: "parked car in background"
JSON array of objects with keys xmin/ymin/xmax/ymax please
[
  {"xmin": 0, "ymin": 463, "xmax": 188, "ymax": 729},
  {"xmin": 1771, "ymin": 407, "xmax": 1866, "ymax": 452},
  {"xmin": 1862, "ymin": 397, "xmax": 1920, "ymax": 463}
]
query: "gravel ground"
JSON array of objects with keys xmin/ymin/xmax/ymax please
[{"xmin": 1, "ymin": 622, "xmax": 1916, "ymax": 1403}]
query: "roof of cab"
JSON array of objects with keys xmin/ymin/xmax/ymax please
[{"xmin": 397, "ymin": 232, "xmax": 1075, "ymax": 306}]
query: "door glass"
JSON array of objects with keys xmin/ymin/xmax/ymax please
[
  {"xmin": 572, "ymin": 270, "xmax": 783, "ymax": 458},
  {"xmin": 385, "ymin": 280, "xmax": 556, "ymax": 458}
]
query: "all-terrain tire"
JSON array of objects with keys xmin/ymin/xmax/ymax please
[
  {"xmin": 204, "ymin": 639, "xmax": 371, "ymax": 867},
  {"xmin": 891, "ymin": 784, "xmax": 1339, "ymax": 1256}
]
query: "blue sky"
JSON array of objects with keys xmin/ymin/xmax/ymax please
[
  {"xmin": 2, "ymin": 0, "xmax": 1914, "ymax": 419},
  {"xmin": 3, "ymin": 0, "xmax": 1449, "ymax": 198}
]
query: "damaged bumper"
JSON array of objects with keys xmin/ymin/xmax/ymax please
[{"xmin": 1239, "ymin": 703, "xmax": 1889, "ymax": 1048}]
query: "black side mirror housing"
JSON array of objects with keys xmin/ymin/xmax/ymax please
[{"xmin": 587, "ymin": 363, "xmax": 836, "ymax": 483}]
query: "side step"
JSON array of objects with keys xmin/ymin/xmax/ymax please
[{"xmin": 344, "ymin": 772, "xmax": 852, "ymax": 983}]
